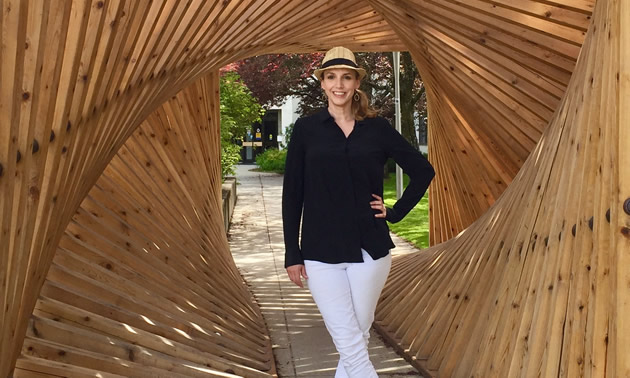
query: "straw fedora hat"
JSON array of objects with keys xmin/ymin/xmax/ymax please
[{"xmin": 314, "ymin": 46, "xmax": 367, "ymax": 80}]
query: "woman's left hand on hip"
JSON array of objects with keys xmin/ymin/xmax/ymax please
[{"xmin": 370, "ymin": 194, "xmax": 387, "ymax": 218}]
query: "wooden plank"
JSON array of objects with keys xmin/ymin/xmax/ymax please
[
  {"xmin": 616, "ymin": 0, "xmax": 630, "ymax": 370},
  {"xmin": 16, "ymin": 355, "xmax": 127, "ymax": 378},
  {"xmin": 33, "ymin": 298, "xmax": 272, "ymax": 375}
]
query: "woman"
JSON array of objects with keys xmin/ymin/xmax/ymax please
[{"xmin": 282, "ymin": 46, "xmax": 435, "ymax": 378}]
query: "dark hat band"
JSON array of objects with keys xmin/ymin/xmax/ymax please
[{"xmin": 320, "ymin": 58, "xmax": 358, "ymax": 69}]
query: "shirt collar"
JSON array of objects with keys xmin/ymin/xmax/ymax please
[
  {"xmin": 316, "ymin": 108, "xmax": 333, "ymax": 123},
  {"xmin": 316, "ymin": 108, "xmax": 366, "ymax": 126}
]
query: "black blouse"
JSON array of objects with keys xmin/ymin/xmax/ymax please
[{"xmin": 282, "ymin": 108, "xmax": 435, "ymax": 268}]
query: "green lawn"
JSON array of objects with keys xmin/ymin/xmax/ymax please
[{"xmin": 383, "ymin": 173, "xmax": 430, "ymax": 249}]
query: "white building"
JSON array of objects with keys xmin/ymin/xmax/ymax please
[
  {"xmin": 274, "ymin": 95, "xmax": 301, "ymax": 147},
  {"xmin": 241, "ymin": 96, "xmax": 301, "ymax": 162}
]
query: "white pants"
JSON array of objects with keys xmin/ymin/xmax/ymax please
[{"xmin": 305, "ymin": 249, "xmax": 392, "ymax": 378}]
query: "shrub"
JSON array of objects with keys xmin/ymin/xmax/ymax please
[
  {"xmin": 221, "ymin": 143, "xmax": 242, "ymax": 178},
  {"xmin": 255, "ymin": 148, "xmax": 287, "ymax": 173}
]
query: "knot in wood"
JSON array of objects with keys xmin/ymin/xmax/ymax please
[{"xmin": 29, "ymin": 186, "xmax": 40, "ymax": 201}]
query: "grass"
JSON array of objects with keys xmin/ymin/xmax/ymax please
[{"xmin": 383, "ymin": 173, "xmax": 430, "ymax": 249}]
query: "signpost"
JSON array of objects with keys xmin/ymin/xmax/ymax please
[{"xmin": 393, "ymin": 51, "xmax": 403, "ymax": 200}]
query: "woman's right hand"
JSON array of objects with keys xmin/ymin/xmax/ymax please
[{"xmin": 286, "ymin": 264, "xmax": 308, "ymax": 288}]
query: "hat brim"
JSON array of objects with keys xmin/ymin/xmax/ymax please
[{"xmin": 314, "ymin": 65, "xmax": 366, "ymax": 80}]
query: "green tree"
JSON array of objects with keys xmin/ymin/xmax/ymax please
[{"xmin": 219, "ymin": 71, "xmax": 264, "ymax": 177}]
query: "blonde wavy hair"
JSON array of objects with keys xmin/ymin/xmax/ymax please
[{"xmin": 351, "ymin": 88, "xmax": 378, "ymax": 121}]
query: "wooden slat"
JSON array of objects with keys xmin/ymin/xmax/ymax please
[
  {"xmin": 617, "ymin": 2, "xmax": 630, "ymax": 376},
  {"xmin": 16, "ymin": 355, "xmax": 127, "ymax": 378}
]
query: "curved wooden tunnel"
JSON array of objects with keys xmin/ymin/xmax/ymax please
[
  {"xmin": 372, "ymin": 1, "xmax": 629, "ymax": 377},
  {"xmin": 0, "ymin": 0, "xmax": 627, "ymax": 376},
  {"xmin": 17, "ymin": 73, "xmax": 278, "ymax": 376}
]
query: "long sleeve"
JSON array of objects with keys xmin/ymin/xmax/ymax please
[
  {"xmin": 282, "ymin": 119, "xmax": 306, "ymax": 267},
  {"xmin": 382, "ymin": 122, "xmax": 435, "ymax": 223}
]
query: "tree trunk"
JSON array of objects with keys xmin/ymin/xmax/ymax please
[{"xmin": 399, "ymin": 52, "xmax": 419, "ymax": 149}]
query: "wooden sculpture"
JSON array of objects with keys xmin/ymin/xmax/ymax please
[
  {"xmin": 0, "ymin": 0, "xmax": 627, "ymax": 376},
  {"xmin": 372, "ymin": 0, "xmax": 629, "ymax": 376}
]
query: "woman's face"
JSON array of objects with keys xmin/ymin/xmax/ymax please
[{"xmin": 320, "ymin": 68, "xmax": 360, "ymax": 108}]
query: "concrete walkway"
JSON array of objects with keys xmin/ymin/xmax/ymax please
[{"xmin": 228, "ymin": 164, "xmax": 423, "ymax": 378}]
